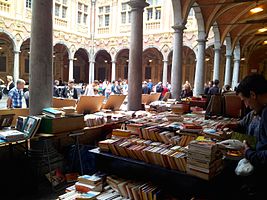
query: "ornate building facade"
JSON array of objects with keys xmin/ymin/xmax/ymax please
[{"xmin": 0, "ymin": 0, "xmax": 241, "ymax": 87}]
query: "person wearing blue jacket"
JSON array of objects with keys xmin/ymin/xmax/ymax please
[{"xmin": 221, "ymin": 74, "xmax": 267, "ymax": 199}]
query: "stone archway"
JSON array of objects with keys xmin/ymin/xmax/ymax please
[
  {"xmin": 74, "ymin": 48, "xmax": 89, "ymax": 83},
  {"xmin": 167, "ymin": 46, "xmax": 196, "ymax": 86},
  {"xmin": 115, "ymin": 48, "xmax": 129, "ymax": 80},
  {"xmin": 53, "ymin": 43, "xmax": 70, "ymax": 83},
  {"xmin": 95, "ymin": 50, "xmax": 112, "ymax": 81},
  {"xmin": 0, "ymin": 32, "xmax": 15, "ymax": 81},
  {"xmin": 142, "ymin": 47, "xmax": 163, "ymax": 83}
]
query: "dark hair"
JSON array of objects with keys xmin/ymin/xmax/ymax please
[
  {"xmin": 224, "ymin": 85, "xmax": 231, "ymax": 91},
  {"xmin": 214, "ymin": 79, "xmax": 219, "ymax": 85},
  {"xmin": 236, "ymin": 74, "xmax": 267, "ymax": 98}
]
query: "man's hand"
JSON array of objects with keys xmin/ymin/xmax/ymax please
[{"xmin": 243, "ymin": 140, "xmax": 250, "ymax": 153}]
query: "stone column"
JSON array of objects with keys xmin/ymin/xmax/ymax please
[
  {"xmin": 29, "ymin": 0, "xmax": 53, "ymax": 115},
  {"xmin": 13, "ymin": 49, "xmax": 20, "ymax": 82},
  {"xmin": 127, "ymin": 0, "xmax": 148, "ymax": 111},
  {"xmin": 89, "ymin": 61, "xmax": 95, "ymax": 83},
  {"xmin": 162, "ymin": 60, "xmax": 168, "ymax": 86},
  {"xmin": 193, "ymin": 39, "xmax": 206, "ymax": 96},
  {"xmin": 232, "ymin": 59, "xmax": 240, "ymax": 89},
  {"xmin": 224, "ymin": 54, "xmax": 232, "ymax": 86},
  {"xmin": 69, "ymin": 58, "xmax": 74, "ymax": 80},
  {"xmin": 111, "ymin": 60, "xmax": 116, "ymax": 81},
  {"xmin": 213, "ymin": 48, "xmax": 220, "ymax": 81},
  {"xmin": 171, "ymin": 25, "xmax": 184, "ymax": 99}
]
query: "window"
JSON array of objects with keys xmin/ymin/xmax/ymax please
[
  {"xmin": 121, "ymin": 12, "xmax": 126, "ymax": 24},
  {"xmin": 54, "ymin": 0, "xmax": 68, "ymax": 19},
  {"xmin": 155, "ymin": 7, "xmax": 161, "ymax": 20},
  {"xmin": 98, "ymin": 5, "xmax": 110, "ymax": 27},
  {"xmin": 26, "ymin": 0, "xmax": 31, "ymax": 9},
  {"xmin": 84, "ymin": 5, "xmax": 88, "ymax": 13},
  {"xmin": 78, "ymin": 12, "xmax": 82, "ymax": 23},
  {"xmin": 55, "ymin": 4, "xmax": 60, "ymax": 17},
  {"xmin": 105, "ymin": 15, "xmax": 110, "ymax": 26},
  {"xmin": 62, "ymin": 6, "xmax": 67, "ymax": 18},
  {"xmin": 99, "ymin": 7, "xmax": 103, "ymax": 14},
  {"xmin": 98, "ymin": 15, "xmax": 103, "ymax": 27},
  {"xmin": 105, "ymin": 6, "xmax": 110, "ymax": 13},
  {"xmin": 121, "ymin": 2, "xmax": 131, "ymax": 24},
  {"xmin": 78, "ymin": 2, "xmax": 82, "ymax": 10},
  {"xmin": 83, "ymin": 14, "xmax": 87, "ymax": 24},
  {"xmin": 77, "ymin": 2, "xmax": 88, "ymax": 25},
  {"xmin": 146, "ymin": 0, "xmax": 162, "ymax": 21},
  {"xmin": 0, "ymin": 56, "xmax": 6, "ymax": 72},
  {"xmin": 147, "ymin": 8, "xmax": 153, "ymax": 21}
]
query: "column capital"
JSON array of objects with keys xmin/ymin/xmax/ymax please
[
  {"xmin": 214, "ymin": 48, "xmax": 221, "ymax": 52},
  {"xmin": 234, "ymin": 58, "xmax": 240, "ymax": 62},
  {"xmin": 111, "ymin": 60, "xmax": 116, "ymax": 63},
  {"xmin": 128, "ymin": 0, "xmax": 149, "ymax": 10},
  {"xmin": 162, "ymin": 60, "xmax": 168, "ymax": 63},
  {"xmin": 172, "ymin": 25, "xmax": 186, "ymax": 32},
  {"xmin": 225, "ymin": 54, "xmax": 232, "ymax": 58},
  {"xmin": 13, "ymin": 50, "xmax": 21, "ymax": 54}
]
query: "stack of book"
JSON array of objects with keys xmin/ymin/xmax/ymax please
[
  {"xmin": 59, "ymin": 174, "xmax": 169, "ymax": 200},
  {"xmin": 61, "ymin": 106, "xmax": 76, "ymax": 115},
  {"xmin": 98, "ymin": 137, "xmax": 187, "ymax": 173},
  {"xmin": 0, "ymin": 129, "xmax": 25, "ymax": 142},
  {"xmin": 42, "ymin": 107, "xmax": 63, "ymax": 118},
  {"xmin": 187, "ymin": 140, "xmax": 223, "ymax": 180},
  {"xmin": 75, "ymin": 174, "xmax": 103, "ymax": 193},
  {"xmin": 84, "ymin": 114, "xmax": 106, "ymax": 127}
]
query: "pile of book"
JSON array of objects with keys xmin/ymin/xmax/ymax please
[
  {"xmin": 59, "ymin": 173, "xmax": 168, "ymax": 200},
  {"xmin": 59, "ymin": 174, "xmax": 103, "ymax": 200},
  {"xmin": 43, "ymin": 107, "xmax": 63, "ymax": 118},
  {"xmin": 186, "ymin": 140, "xmax": 223, "ymax": 180},
  {"xmin": 0, "ymin": 129, "xmax": 24, "ymax": 142},
  {"xmin": 98, "ymin": 137, "xmax": 187, "ymax": 172},
  {"xmin": 61, "ymin": 106, "xmax": 77, "ymax": 116},
  {"xmin": 84, "ymin": 114, "xmax": 106, "ymax": 127}
]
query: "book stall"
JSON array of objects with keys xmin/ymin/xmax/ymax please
[{"xmin": 0, "ymin": 94, "xmax": 249, "ymax": 199}]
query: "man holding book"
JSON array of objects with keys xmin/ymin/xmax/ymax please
[
  {"xmin": 218, "ymin": 74, "xmax": 267, "ymax": 199},
  {"xmin": 7, "ymin": 79, "xmax": 25, "ymax": 108}
]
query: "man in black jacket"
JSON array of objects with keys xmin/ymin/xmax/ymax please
[{"xmin": 61, "ymin": 80, "xmax": 78, "ymax": 99}]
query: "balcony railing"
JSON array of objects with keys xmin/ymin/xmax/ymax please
[
  {"xmin": 54, "ymin": 18, "xmax": 68, "ymax": 27},
  {"xmin": 0, "ymin": 1, "xmax": 10, "ymax": 13},
  {"xmin": 145, "ymin": 21, "xmax": 160, "ymax": 30},
  {"xmin": 97, "ymin": 27, "xmax": 109, "ymax": 34}
]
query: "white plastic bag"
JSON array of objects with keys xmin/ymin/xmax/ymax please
[{"xmin": 235, "ymin": 158, "xmax": 254, "ymax": 176}]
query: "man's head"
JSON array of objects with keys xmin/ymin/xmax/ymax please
[
  {"xmin": 68, "ymin": 80, "xmax": 75, "ymax": 89},
  {"xmin": 7, "ymin": 75, "xmax": 13, "ymax": 82},
  {"xmin": 208, "ymin": 80, "xmax": 214, "ymax": 87},
  {"xmin": 54, "ymin": 80, "xmax": 59, "ymax": 86},
  {"xmin": 214, "ymin": 79, "xmax": 219, "ymax": 86},
  {"xmin": 236, "ymin": 74, "xmax": 267, "ymax": 111},
  {"xmin": 16, "ymin": 79, "xmax": 25, "ymax": 90},
  {"xmin": 92, "ymin": 80, "xmax": 99, "ymax": 87}
]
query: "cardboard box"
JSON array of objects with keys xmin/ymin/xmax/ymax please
[{"xmin": 38, "ymin": 115, "xmax": 85, "ymax": 134}]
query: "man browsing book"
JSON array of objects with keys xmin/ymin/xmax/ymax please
[
  {"xmin": 7, "ymin": 79, "xmax": 25, "ymax": 108},
  {"xmin": 217, "ymin": 74, "xmax": 267, "ymax": 199}
]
